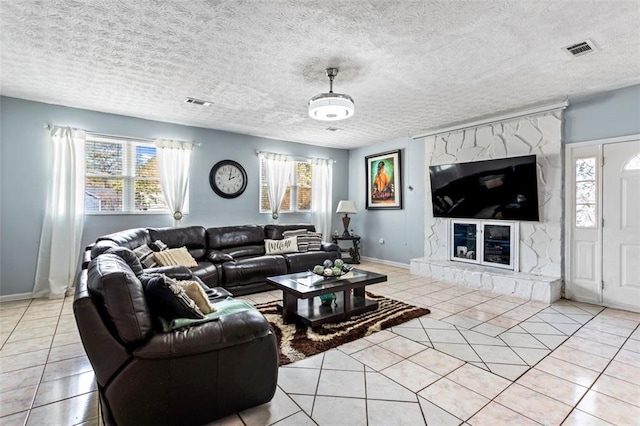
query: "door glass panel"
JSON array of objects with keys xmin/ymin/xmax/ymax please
[
  {"xmin": 575, "ymin": 158, "xmax": 597, "ymax": 228},
  {"xmin": 483, "ymin": 224, "xmax": 511, "ymax": 266},
  {"xmin": 623, "ymin": 153, "xmax": 640, "ymax": 170},
  {"xmin": 452, "ymin": 223, "xmax": 477, "ymax": 260}
]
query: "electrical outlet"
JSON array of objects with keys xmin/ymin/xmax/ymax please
[{"xmin": 378, "ymin": 238, "xmax": 385, "ymax": 244}]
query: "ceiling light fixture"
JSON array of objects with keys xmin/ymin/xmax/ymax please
[{"xmin": 309, "ymin": 68, "xmax": 354, "ymax": 121}]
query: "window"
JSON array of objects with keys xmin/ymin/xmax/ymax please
[
  {"xmin": 85, "ymin": 136, "xmax": 167, "ymax": 213},
  {"xmin": 624, "ymin": 153, "xmax": 640, "ymax": 170},
  {"xmin": 575, "ymin": 157, "xmax": 597, "ymax": 228},
  {"xmin": 259, "ymin": 159, "xmax": 312, "ymax": 212}
]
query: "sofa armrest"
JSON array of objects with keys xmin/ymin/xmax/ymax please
[
  {"xmin": 207, "ymin": 250, "xmax": 234, "ymax": 263},
  {"xmin": 133, "ymin": 310, "xmax": 273, "ymax": 359},
  {"xmin": 144, "ymin": 265, "xmax": 192, "ymax": 280},
  {"xmin": 321, "ymin": 242, "xmax": 340, "ymax": 252}
]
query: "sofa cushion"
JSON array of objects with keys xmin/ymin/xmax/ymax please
[
  {"xmin": 207, "ymin": 225, "xmax": 265, "ymax": 250},
  {"xmin": 154, "ymin": 247, "xmax": 198, "ymax": 268},
  {"xmin": 221, "ymin": 255, "xmax": 287, "ymax": 286},
  {"xmin": 97, "ymin": 228, "xmax": 151, "ymax": 250},
  {"xmin": 207, "ymin": 250, "xmax": 234, "ymax": 263},
  {"xmin": 87, "ymin": 254, "xmax": 153, "ymax": 344},
  {"xmin": 223, "ymin": 245, "xmax": 265, "ymax": 259},
  {"xmin": 148, "ymin": 226, "xmax": 207, "ymax": 260},
  {"xmin": 282, "ymin": 250, "xmax": 340, "ymax": 274},
  {"xmin": 192, "ymin": 261, "xmax": 220, "ymax": 287},
  {"xmin": 105, "ymin": 247, "xmax": 145, "ymax": 276},
  {"xmin": 143, "ymin": 274, "xmax": 205, "ymax": 320},
  {"xmin": 265, "ymin": 237, "xmax": 298, "ymax": 254}
]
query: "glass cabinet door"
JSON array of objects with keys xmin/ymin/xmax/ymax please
[
  {"xmin": 483, "ymin": 223, "xmax": 513, "ymax": 267},
  {"xmin": 451, "ymin": 221, "xmax": 478, "ymax": 262}
]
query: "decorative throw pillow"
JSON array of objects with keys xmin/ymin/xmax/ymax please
[
  {"xmin": 265, "ymin": 237, "xmax": 298, "ymax": 254},
  {"xmin": 283, "ymin": 229, "xmax": 312, "ymax": 253},
  {"xmin": 176, "ymin": 280, "xmax": 216, "ymax": 315},
  {"xmin": 133, "ymin": 244, "xmax": 158, "ymax": 268},
  {"xmin": 305, "ymin": 232, "xmax": 323, "ymax": 251},
  {"xmin": 154, "ymin": 247, "xmax": 198, "ymax": 268},
  {"xmin": 151, "ymin": 239, "xmax": 168, "ymax": 252},
  {"xmin": 143, "ymin": 274, "xmax": 205, "ymax": 320}
]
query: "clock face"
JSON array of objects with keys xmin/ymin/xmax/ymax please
[{"xmin": 209, "ymin": 160, "xmax": 247, "ymax": 198}]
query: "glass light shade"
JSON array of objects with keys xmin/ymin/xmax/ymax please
[
  {"xmin": 336, "ymin": 200, "xmax": 357, "ymax": 214},
  {"xmin": 308, "ymin": 93, "xmax": 354, "ymax": 121}
]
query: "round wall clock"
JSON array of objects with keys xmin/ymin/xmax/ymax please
[{"xmin": 209, "ymin": 160, "xmax": 248, "ymax": 198}]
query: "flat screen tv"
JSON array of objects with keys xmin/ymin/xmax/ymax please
[{"xmin": 429, "ymin": 155, "xmax": 539, "ymax": 221}]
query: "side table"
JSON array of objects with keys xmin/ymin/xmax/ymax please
[{"xmin": 331, "ymin": 235, "xmax": 361, "ymax": 264}]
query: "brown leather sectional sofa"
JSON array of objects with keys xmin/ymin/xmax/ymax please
[
  {"xmin": 85, "ymin": 223, "xmax": 341, "ymax": 295},
  {"xmin": 74, "ymin": 223, "xmax": 339, "ymax": 424}
]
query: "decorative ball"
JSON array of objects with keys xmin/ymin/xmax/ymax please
[
  {"xmin": 334, "ymin": 259, "xmax": 344, "ymax": 269},
  {"xmin": 313, "ymin": 265, "xmax": 324, "ymax": 275},
  {"xmin": 342, "ymin": 264, "xmax": 351, "ymax": 272},
  {"xmin": 323, "ymin": 259, "xmax": 333, "ymax": 268},
  {"xmin": 324, "ymin": 268, "xmax": 333, "ymax": 276},
  {"xmin": 332, "ymin": 267, "xmax": 342, "ymax": 276}
]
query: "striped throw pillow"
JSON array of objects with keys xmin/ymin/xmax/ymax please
[
  {"xmin": 133, "ymin": 244, "xmax": 158, "ymax": 268},
  {"xmin": 154, "ymin": 247, "xmax": 198, "ymax": 268},
  {"xmin": 283, "ymin": 229, "xmax": 310, "ymax": 252}
]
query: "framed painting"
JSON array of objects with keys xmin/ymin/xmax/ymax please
[{"xmin": 365, "ymin": 149, "xmax": 402, "ymax": 209}]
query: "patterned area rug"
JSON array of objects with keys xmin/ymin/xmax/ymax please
[{"xmin": 255, "ymin": 292, "xmax": 430, "ymax": 366}]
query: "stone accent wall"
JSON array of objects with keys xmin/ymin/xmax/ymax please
[
  {"xmin": 411, "ymin": 109, "xmax": 563, "ymax": 300},
  {"xmin": 422, "ymin": 110, "xmax": 563, "ymax": 278}
]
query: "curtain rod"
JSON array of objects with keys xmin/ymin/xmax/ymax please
[
  {"xmin": 256, "ymin": 150, "xmax": 335, "ymax": 164},
  {"xmin": 42, "ymin": 123, "xmax": 200, "ymax": 146}
]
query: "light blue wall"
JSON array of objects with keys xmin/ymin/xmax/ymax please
[
  {"xmin": 344, "ymin": 84, "xmax": 639, "ymax": 266},
  {"xmin": 347, "ymin": 138, "xmax": 425, "ymax": 265},
  {"xmin": 564, "ymin": 84, "xmax": 640, "ymax": 143},
  {"xmin": 0, "ymin": 97, "xmax": 349, "ymax": 296}
]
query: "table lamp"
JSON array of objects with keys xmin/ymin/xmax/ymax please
[{"xmin": 336, "ymin": 200, "xmax": 357, "ymax": 237}]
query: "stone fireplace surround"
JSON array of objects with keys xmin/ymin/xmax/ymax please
[{"xmin": 410, "ymin": 109, "xmax": 564, "ymax": 303}]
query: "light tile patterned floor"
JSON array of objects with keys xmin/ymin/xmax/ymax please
[{"xmin": 1, "ymin": 261, "xmax": 639, "ymax": 425}]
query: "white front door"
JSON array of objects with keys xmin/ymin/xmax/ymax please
[{"xmin": 602, "ymin": 140, "xmax": 640, "ymax": 311}]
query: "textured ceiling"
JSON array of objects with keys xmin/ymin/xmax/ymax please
[{"xmin": 1, "ymin": 1, "xmax": 639, "ymax": 149}]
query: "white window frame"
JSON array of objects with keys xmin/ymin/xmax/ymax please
[
  {"xmin": 85, "ymin": 135, "xmax": 169, "ymax": 215},
  {"xmin": 259, "ymin": 158, "xmax": 312, "ymax": 214}
]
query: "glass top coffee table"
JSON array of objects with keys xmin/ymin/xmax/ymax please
[{"xmin": 266, "ymin": 269, "xmax": 387, "ymax": 327}]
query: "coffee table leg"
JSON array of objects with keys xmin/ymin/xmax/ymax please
[
  {"xmin": 283, "ymin": 292, "xmax": 298, "ymax": 324},
  {"xmin": 354, "ymin": 286, "xmax": 365, "ymax": 298},
  {"xmin": 343, "ymin": 289, "xmax": 352, "ymax": 319}
]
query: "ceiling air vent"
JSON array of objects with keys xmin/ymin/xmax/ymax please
[
  {"xmin": 563, "ymin": 39, "xmax": 598, "ymax": 57},
  {"xmin": 184, "ymin": 97, "xmax": 213, "ymax": 106},
  {"xmin": 326, "ymin": 127, "xmax": 341, "ymax": 132}
]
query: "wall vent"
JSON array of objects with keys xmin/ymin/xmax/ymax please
[
  {"xmin": 326, "ymin": 127, "xmax": 341, "ymax": 132},
  {"xmin": 563, "ymin": 39, "xmax": 598, "ymax": 57},
  {"xmin": 184, "ymin": 97, "xmax": 213, "ymax": 106}
]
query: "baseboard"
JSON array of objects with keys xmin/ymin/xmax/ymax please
[
  {"xmin": 360, "ymin": 256, "xmax": 410, "ymax": 269},
  {"xmin": 0, "ymin": 292, "xmax": 33, "ymax": 302}
]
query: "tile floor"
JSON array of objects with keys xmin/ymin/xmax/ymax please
[{"xmin": 1, "ymin": 261, "xmax": 639, "ymax": 425}]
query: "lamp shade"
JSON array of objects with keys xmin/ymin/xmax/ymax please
[{"xmin": 336, "ymin": 200, "xmax": 357, "ymax": 214}]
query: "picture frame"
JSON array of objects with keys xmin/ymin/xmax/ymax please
[{"xmin": 365, "ymin": 149, "xmax": 402, "ymax": 209}]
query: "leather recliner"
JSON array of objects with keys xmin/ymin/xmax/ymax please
[{"xmin": 74, "ymin": 252, "xmax": 279, "ymax": 425}]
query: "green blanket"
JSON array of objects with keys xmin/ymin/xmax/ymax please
[{"xmin": 159, "ymin": 298, "xmax": 256, "ymax": 332}]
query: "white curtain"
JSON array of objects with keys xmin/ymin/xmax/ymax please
[
  {"xmin": 33, "ymin": 127, "xmax": 86, "ymax": 298},
  {"xmin": 260, "ymin": 152, "xmax": 293, "ymax": 220},
  {"xmin": 155, "ymin": 139, "xmax": 194, "ymax": 226},
  {"xmin": 311, "ymin": 159, "xmax": 333, "ymax": 242}
]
